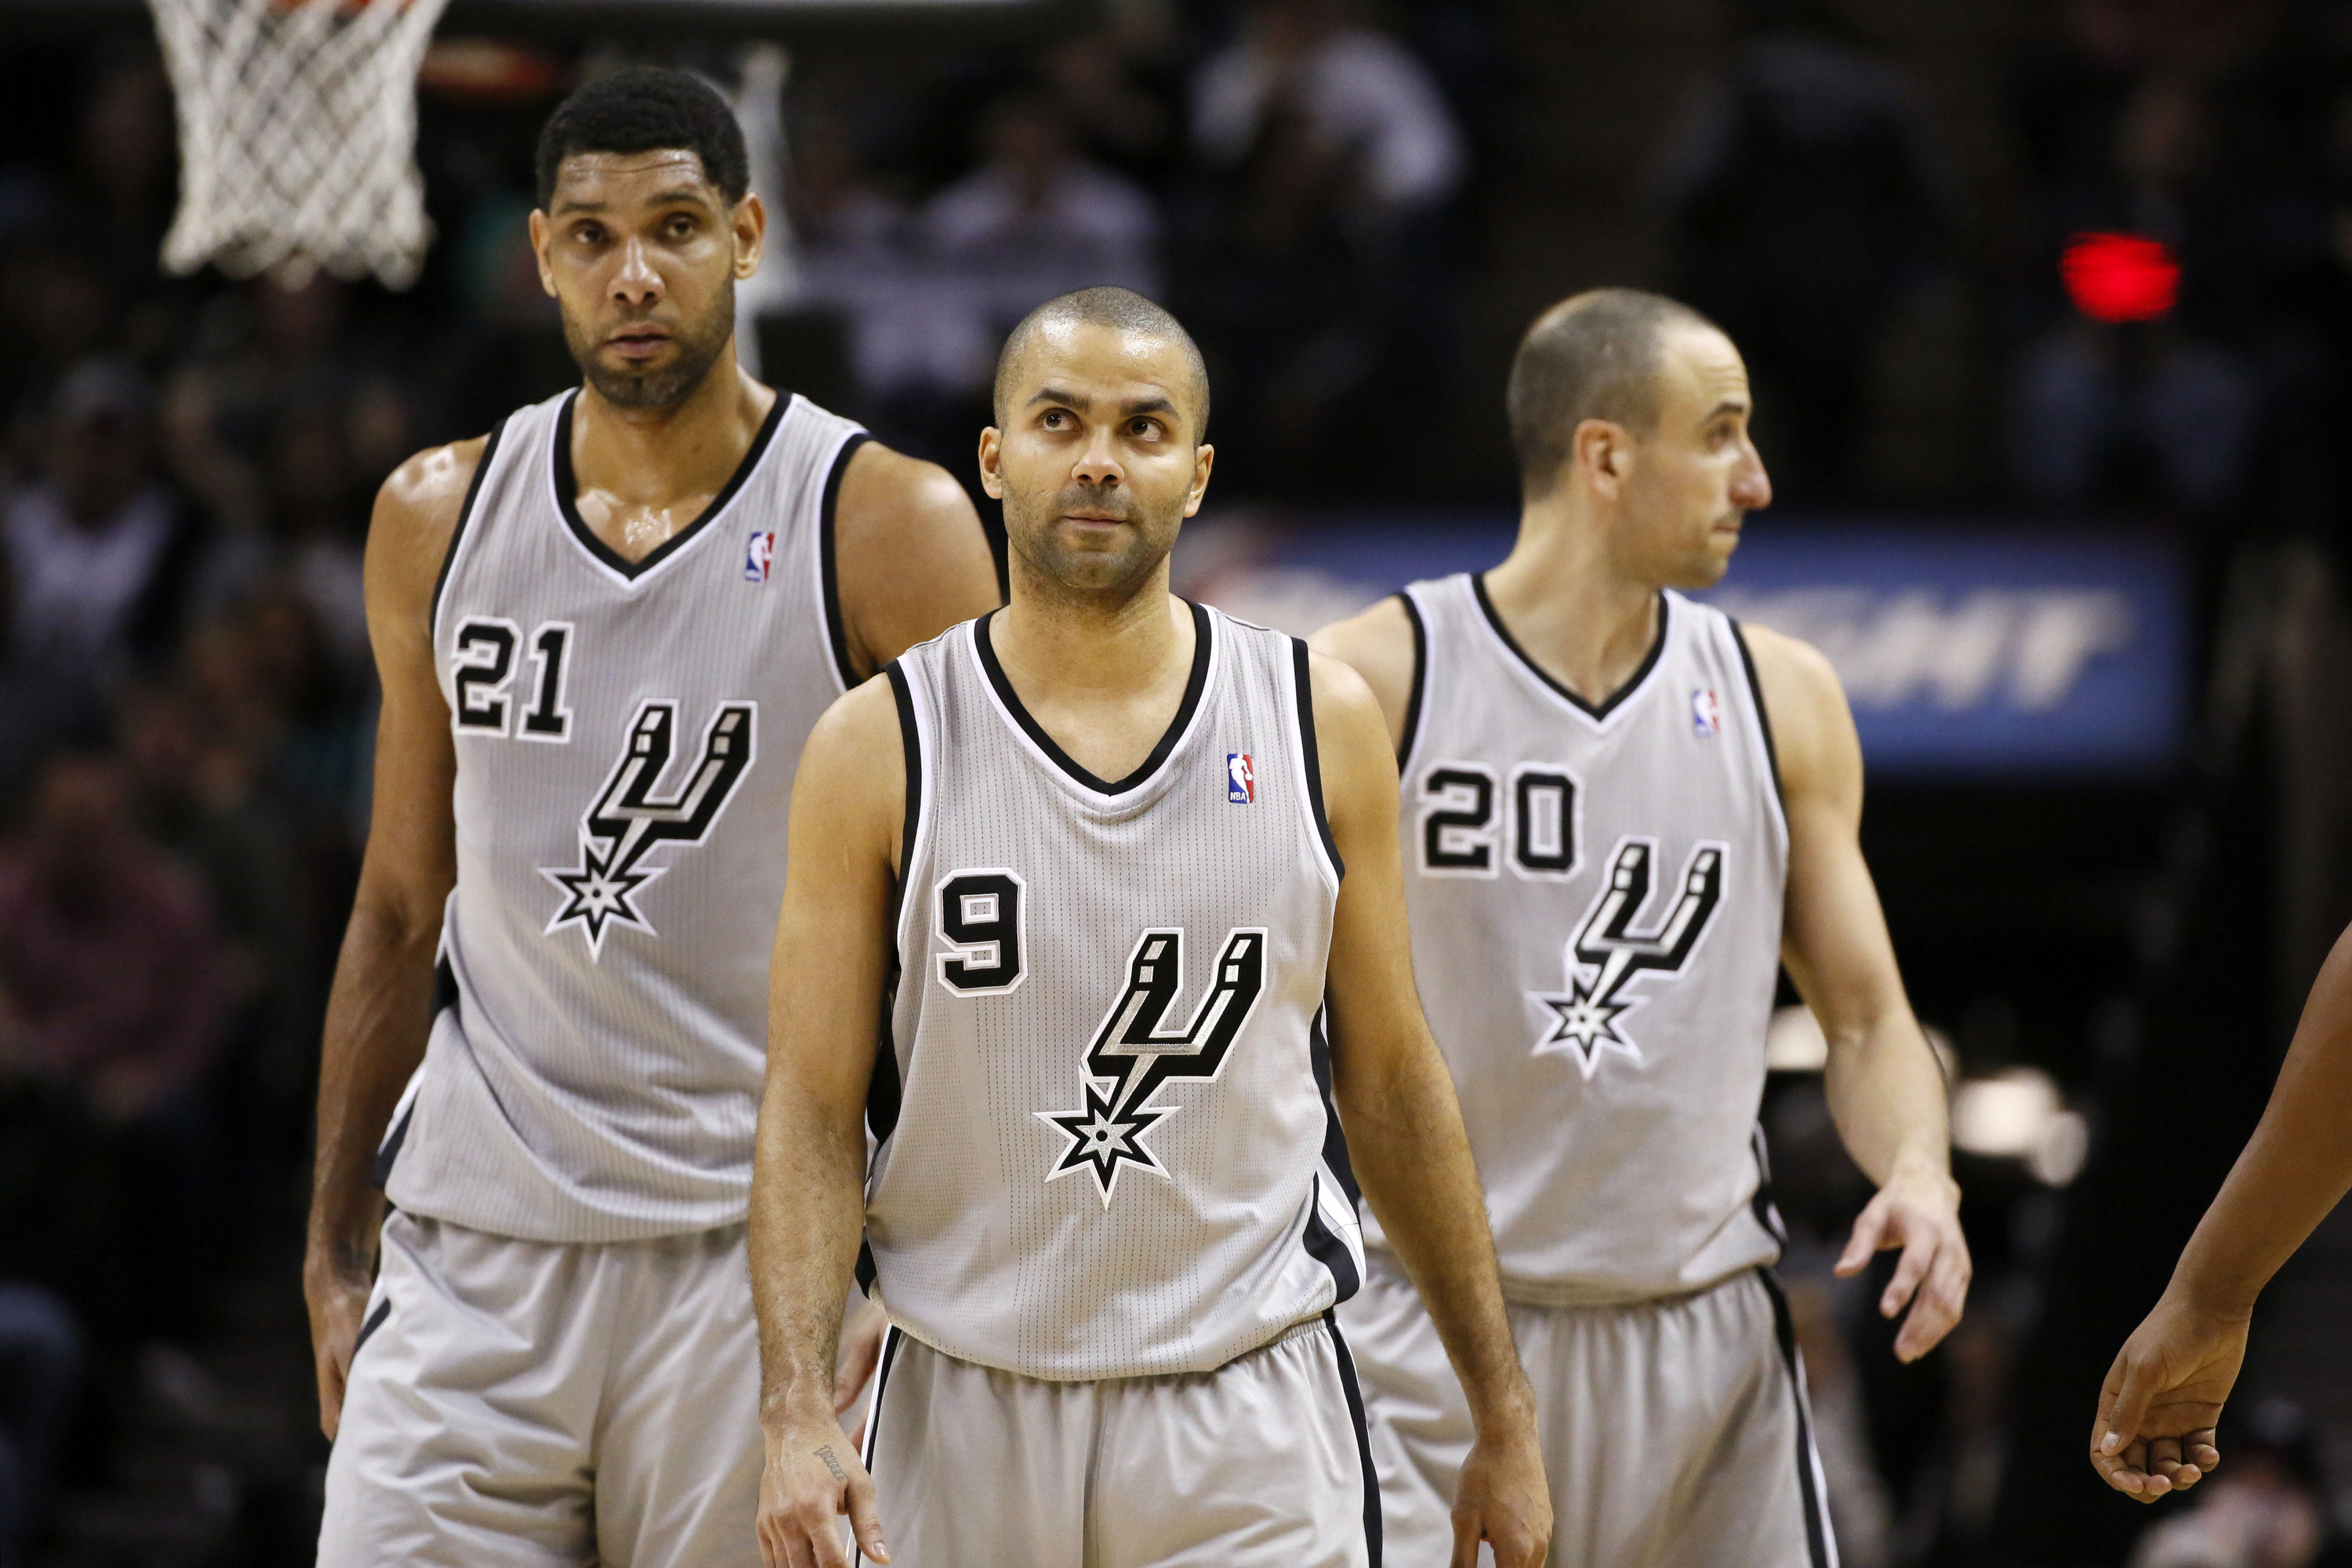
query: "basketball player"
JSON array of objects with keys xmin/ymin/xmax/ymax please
[
  {"xmin": 1313, "ymin": 289, "xmax": 1972, "ymax": 1566},
  {"xmin": 302, "ymin": 70, "xmax": 998, "ymax": 1566},
  {"xmin": 747, "ymin": 287, "xmax": 1551, "ymax": 1568},
  {"xmin": 2091, "ymin": 918, "xmax": 2352, "ymax": 1501}
]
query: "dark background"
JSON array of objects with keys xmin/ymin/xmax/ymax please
[{"xmin": 2, "ymin": 0, "xmax": 2351, "ymax": 1563}]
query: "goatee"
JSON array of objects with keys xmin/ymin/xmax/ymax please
[{"xmin": 566, "ymin": 280, "xmax": 735, "ymax": 412}]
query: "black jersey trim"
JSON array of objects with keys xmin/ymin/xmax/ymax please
[
  {"xmin": 818, "ymin": 431, "xmax": 873, "ymax": 689},
  {"xmin": 1760, "ymin": 1269, "xmax": 1837, "ymax": 1568},
  {"xmin": 550, "ymin": 389, "xmax": 789, "ymax": 582},
  {"xmin": 973, "ymin": 601, "xmax": 1214, "ymax": 797},
  {"xmin": 1395, "ymin": 590, "xmax": 1429, "ymax": 771},
  {"xmin": 1728, "ymin": 618, "xmax": 1788, "ymax": 810},
  {"xmin": 866, "ymin": 662, "xmax": 920, "ymax": 1162},
  {"xmin": 1326, "ymin": 1311, "xmax": 1385, "ymax": 1567},
  {"xmin": 1472, "ymin": 572, "xmax": 1669, "ymax": 722},
  {"xmin": 858, "ymin": 1323, "xmax": 907, "ymax": 1470},
  {"xmin": 1309, "ymin": 1007, "xmax": 1361, "ymax": 1209},
  {"xmin": 427, "ymin": 419, "xmax": 506, "ymax": 639},
  {"xmin": 372, "ymin": 1103, "xmax": 415, "ymax": 1189},
  {"xmin": 352, "ymin": 1297, "xmax": 393, "ymax": 1358},
  {"xmin": 1292, "ymin": 637, "xmax": 1346, "ymax": 880}
]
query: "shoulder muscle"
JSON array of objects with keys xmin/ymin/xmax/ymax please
[
  {"xmin": 1308, "ymin": 647, "xmax": 1404, "ymax": 848},
  {"xmin": 833, "ymin": 441, "xmax": 1000, "ymax": 678},
  {"xmin": 1737, "ymin": 619, "xmax": 1860, "ymax": 820},
  {"xmin": 790, "ymin": 674, "xmax": 909, "ymax": 877},
  {"xmin": 1309, "ymin": 595, "xmax": 1417, "ymax": 754},
  {"xmin": 366, "ymin": 436, "xmax": 489, "ymax": 646}
]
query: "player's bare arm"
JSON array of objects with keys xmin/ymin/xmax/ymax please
[
  {"xmin": 1744, "ymin": 621, "xmax": 1969, "ymax": 1363},
  {"xmin": 302, "ymin": 437, "xmax": 481, "ymax": 1439},
  {"xmin": 833, "ymin": 442, "xmax": 1000, "ymax": 678},
  {"xmin": 750, "ymin": 681, "xmax": 903, "ymax": 1568},
  {"xmin": 1309, "ymin": 594, "xmax": 1417, "ymax": 754},
  {"xmin": 1312, "ymin": 652, "xmax": 1552, "ymax": 1568},
  {"xmin": 2090, "ymin": 919, "xmax": 2352, "ymax": 1502}
]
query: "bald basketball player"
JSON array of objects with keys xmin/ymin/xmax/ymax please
[
  {"xmin": 1316, "ymin": 289, "xmax": 1971, "ymax": 1566},
  {"xmin": 750, "ymin": 287, "xmax": 1549, "ymax": 1568},
  {"xmin": 2092, "ymin": 920, "xmax": 2352, "ymax": 1501},
  {"xmin": 305, "ymin": 70, "xmax": 997, "ymax": 1567}
]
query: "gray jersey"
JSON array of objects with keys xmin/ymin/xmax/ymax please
[
  {"xmin": 869, "ymin": 606, "xmax": 1360, "ymax": 1381},
  {"xmin": 1374, "ymin": 574, "xmax": 1789, "ymax": 1303},
  {"xmin": 381, "ymin": 387, "xmax": 869, "ymax": 1243}
]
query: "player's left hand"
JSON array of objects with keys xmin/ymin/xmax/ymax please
[
  {"xmin": 2089, "ymin": 1285, "xmax": 2244, "ymax": 1502},
  {"xmin": 1450, "ymin": 1400, "xmax": 1552, "ymax": 1568},
  {"xmin": 1835, "ymin": 1168, "xmax": 1969, "ymax": 1362}
]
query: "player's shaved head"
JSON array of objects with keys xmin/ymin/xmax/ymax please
[
  {"xmin": 1508, "ymin": 289, "xmax": 1722, "ymax": 499},
  {"xmin": 995, "ymin": 288, "xmax": 1210, "ymax": 443}
]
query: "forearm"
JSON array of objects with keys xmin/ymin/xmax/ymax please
[
  {"xmin": 2170, "ymin": 936, "xmax": 2352, "ymax": 1313},
  {"xmin": 1822, "ymin": 1005, "xmax": 1952, "ymax": 1190},
  {"xmin": 750, "ymin": 1083, "xmax": 870, "ymax": 1428},
  {"xmin": 307, "ymin": 900, "xmax": 439, "ymax": 1271},
  {"xmin": 1342, "ymin": 1040, "xmax": 1530, "ymax": 1426}
]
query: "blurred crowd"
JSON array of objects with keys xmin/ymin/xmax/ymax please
[{"xmin": 1, "ymin": 0, "xmax": 2351, "ymax": 1563}]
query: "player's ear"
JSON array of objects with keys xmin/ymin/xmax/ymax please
[
  {"xmin": 528, "ymin": 209, "xmax": 557, "ymax": 299},
  {"xmin": 1182, "ymin": 442, "xmax": 1214, "ymax": 518},
  {"xmin": 1575, "ymin": 417, "xmax": 1631, "ymax": 499},
  {"xmin": 977, "ymin": 426, "xmax": 1006, "ymax": 499},
  {"xmin": 731, "ymin": 193, "xmax": 766, "ymax": 280}
]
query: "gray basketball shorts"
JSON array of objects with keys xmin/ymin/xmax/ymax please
[
  {"xmin": 317, "ymin": 1210, "xmax": 763, "ymax": 1568},
  {"xmin": 859, "ymin": 1314, "xmax": 1381, "ymax": 1567},
  {"xmin": 1337, "ymin": 1251, "xmax": 1835, "ymax": 1568}
]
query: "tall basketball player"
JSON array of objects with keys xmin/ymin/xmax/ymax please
[
  {"xmin": 1314, "ymin": 289, "xmax": 1973, "ymax": 1566},
  {"xmin": 303, "ymin": 71, "xmax": 999, "ymax": 1566},
  {"xmin": 747, "ymin": 287, "xmax": 1550, "ymax": 1568}
]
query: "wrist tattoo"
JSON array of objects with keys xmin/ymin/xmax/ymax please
[{"xmin": 815, "ymin": 1445, "xmax": 849, "ymax": 1484}]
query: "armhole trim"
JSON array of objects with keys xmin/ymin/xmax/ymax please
[
  {"xmin": 1395, "ymin": 590, "xmax": 1428, "ymax": 771},
  {"xmin": 1728, "ymin": 618, "xmax": 1787, "ymax": 813},
  {"xmin": 427, "ymin": 419, "xmax": 505, "ymax": 640},
  {"xmin": 884, "ymin": 659, "xmax": 923, "ymax": 890},
  {"xmin": 820, "ymin": 430, "xmax": 874, "ymax": 691},
  {"xmin": 1291, "ymin": 637, "xmax": 1346, "ymax": 882}
]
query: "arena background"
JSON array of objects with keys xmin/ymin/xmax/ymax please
[{"xmin": 0, "ymin": 0, "xmax": 2347, "ymax": 1562}]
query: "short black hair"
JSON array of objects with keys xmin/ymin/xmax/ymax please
[
  {"xmin": 1507, "ymin": 289, "xmax": 1720, "ymax": 499},
  {"xmin": 535, "ymin": 67, "xmax": 750, "ymax": 209},
  {"xmin": 993, "ymin": 286, "xmax": 1211, "ymax": 441}
]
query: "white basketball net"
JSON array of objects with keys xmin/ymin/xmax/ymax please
[{"xmin": 148, "ymin": 0, "xmax": 452, "ymax": 290}]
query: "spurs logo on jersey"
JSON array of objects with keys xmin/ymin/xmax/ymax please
[
  {"xmin": 1038, "ymin": 925, "xmax": 1268, "ymax": 1203},
  {"xmin": 1528, "ymin": 836, "xmax": 1726, "ymax": 1077},
  {"xmin": 540, "ymin": 699, "xmax": 758, "ymax": 958}
]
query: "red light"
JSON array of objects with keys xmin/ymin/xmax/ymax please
[{"xmin": 2062, "ymin": 233, "xmax": 2180, "ymax": 324}]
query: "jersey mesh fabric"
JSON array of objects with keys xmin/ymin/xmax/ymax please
[
  {"xmin": 383, "ymin": 387, "xmax": 867, "ymax": 1243},
  {"xmin": 869, "ymin": 606, "xmax": 1358, "ymax": 1380},
  {"xmin": 1367, "ymin": 575, "xmax": 1790, "ymax": 1304}
]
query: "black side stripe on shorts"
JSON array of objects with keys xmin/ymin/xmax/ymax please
[
  {"xmin": 1759, "ymin": 1269, "xmax": 1837, "ymax": 1568},
  {"xmin": 1324, "ymin": 1309, "xmax": 1384, "ymax": 1568},
  {"xmin": 859, "ymin": 1324, "xmax": 907, "ymax": 1474},
  {"xmin": 352, "ymin": 1297, "xmax": 392, "ymax": 1357}
]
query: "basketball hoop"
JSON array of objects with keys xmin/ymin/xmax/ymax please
[{"xmin": 147, "ymin": 0, "xmax": 451, "ymax": 289}]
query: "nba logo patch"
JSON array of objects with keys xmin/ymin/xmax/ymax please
[
  {"xmin": 743, "ymin": 530, "xmax": 775, "ymax": 583},
  {"xmin": 1690, "ymin": 688, "xmax": 1722, "ymax": 737},
  {"xmin": 1227, "ymin": 753, "xmax": 1255, "ymax": 804}
]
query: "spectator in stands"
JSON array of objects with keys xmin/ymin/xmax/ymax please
[
  {"xmin": 0, "ymin": 745, "xmax": 228, "ymax": 1125},
  {"xmin": 1191, "ymin": 0, "xmax": 1465, "ymax": 225},
  {"xmin": 2004, "ymin": 0, "xmax": 2294, "ymax": 520},
  {"xmin": 1655, "ymin": 0, "xmax": 1955, "ymax": 503},
  {"xmin": 0, "ymin": 1282, "xmax": 80, "ymax": 1568},
  {"xmin": 1180, "ymin": 0, "xmax": 1466, "ymax": 495},
  {"xmin": 924, "ymin": 86, "xmax": 1162, "ymax": 305},
  {"xmin": 0, "ymin": 360, "xmax": 201, "ymax": 782}
]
